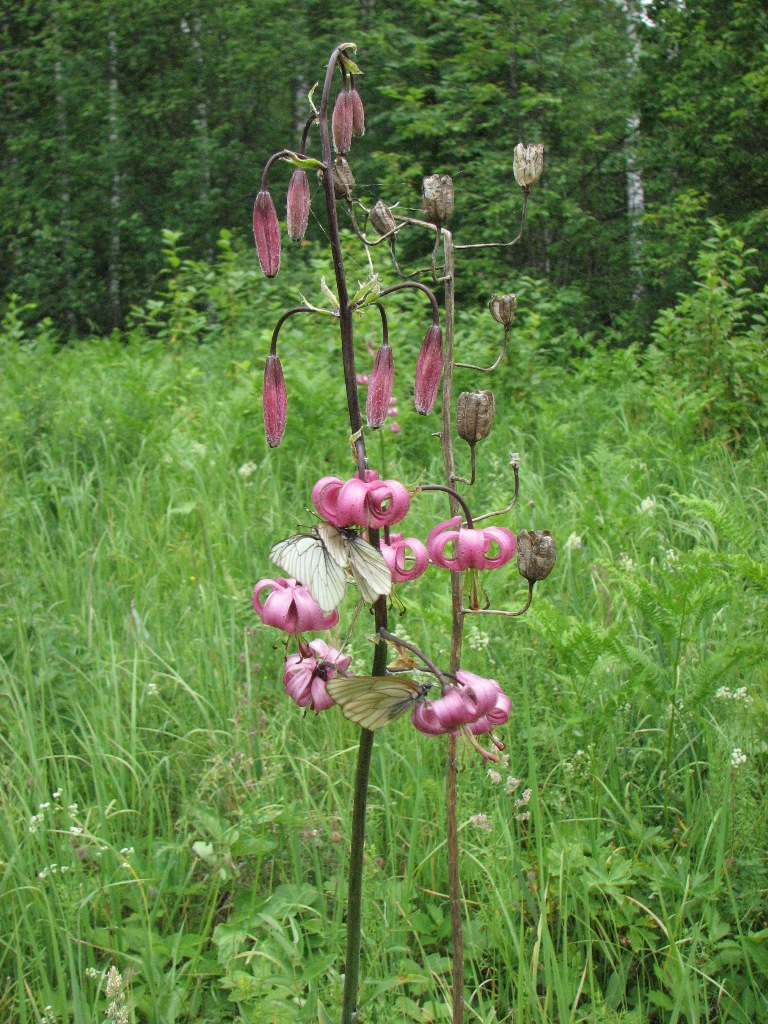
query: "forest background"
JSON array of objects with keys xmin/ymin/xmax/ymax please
[{"xmin": 1, "ymin": 1, "xmax": 768, "ymax": 1023}]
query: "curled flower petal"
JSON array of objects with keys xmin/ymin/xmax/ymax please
[
  {"xmin": 253, "ymin": 189, "xmax": 281, "ymax": 278},
  {"xmin": 380, "ymin": 533, "xmax": 429, "ymax": 583},
  {"xmin": 253, "ymin": 577, "xmax": 338, "ymax": 633},
  {"xmin": 312, "ymin": 470, "xmax": 410, "ymax": 529},
  {"xmin": 412, "ymin": 701, "xmax": 448, "ymax": 735},
  {"xmin": 427, "ymin": 517, "xmax": 516, "ymax": 571},
  {"xmin": 282, "ymin": 638, "xmax": 350, "ymax": 713},
  {"xmin": 263, "ymin": 353, "xmax": 287, "ymax": 448}
]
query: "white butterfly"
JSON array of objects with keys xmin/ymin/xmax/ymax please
[
  {"xmin": 269, "ymin": 522, "xmax": 392, "ymax": 613},
  {"xmin": 326, "ymin": 675, "xmax": 431, "ymax": 731}
]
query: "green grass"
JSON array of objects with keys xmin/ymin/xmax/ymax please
[{"xmin": 1, "ymin": 235, "xmax": 767, "ymax": 1023}]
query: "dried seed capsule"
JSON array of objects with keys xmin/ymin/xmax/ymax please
[
  {"xmin": 513, "ymin": 143, "xmax": 544, "ymax": 188},
  {"xmin": 422, "ymin": 174, "xmax": 454, "ymax": 224},
  {"xmin": 366, "ymin": 341, "xmax": 395, "ymax": 429},
  {"xmin": 332, "ymin": 91, "xmax": 354, "ymax": 155},
  {"xmin": 489, "ymin": 293, "xmax": 517, "ymax": 328},
  {"xmin": 263, "ymin": 353, "xmax": 287, "ymax": 448},
  {"xmin": 516, "ymin": 529, "xmax": 557, "ymax": 582},
  {"xmin": 414, "ymin": 324, "xmax": 443, "ymax": 415},
  {"xmin": 350, "ymin": 86, "xmax": 365, "ymax": 137},
  {"xmin": 286, "ymin": 168, "xmax": 310, "ymax": 242},
  {"xmin": 369, "ymin": 200, "xmax": 397, "ymax": 236},
  {"xmin": 456, "ymin": 391, "xmax": 496, "ymax": 446},
  {"xmin": 331, "ymin": 156, "xmax": 355, "ymax": 199},
  {"xmin": 252, "ymin": 189, "xmax": 281, "ymax": 278}
]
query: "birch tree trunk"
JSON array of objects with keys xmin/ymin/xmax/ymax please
[{"xmin": 620, "ymin": 0, "xmax": 646, "ymax": 302}]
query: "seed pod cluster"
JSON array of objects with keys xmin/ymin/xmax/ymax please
[
  {"xmin": 516, "ymin": 529, "xmax": 557, "ymax": 582},
  {"xmin": 370, "ymin": 200, "xmax": 397, "ymax": 237},
  {"xmin": 422, "ymin": 174, "xmax": 454, "ymax": 224},
  {"xmin": 489, "ymin": 293, "xmax": 517, "ymax": 328},
  {"xmin": 456, "ymin": 391, "xmax": 496, "ymax": 447},
  {"xmin": 331, "ymin": 156, "xmax": 355, "ymax": 199}
]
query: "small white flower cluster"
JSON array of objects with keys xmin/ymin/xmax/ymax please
[
  {"xmin": 467, "ymin": 626, "xmax": 496, "ymax": 665},
  {"xmin": 515, "ymin": 787, "xmax": 532, "ymax": 822},
  {"xmin": 41, "ymin": 1005, "xmax": 56, "ymax": 1024},
  {"xmin": 730, "ymin": 748, "xmax": 747, "ymax": 769},
  {"xmin": 637, "ymin": 495, "xmax": 657, "ymax": 515},
  {"xmin": 145, "ymin": 682, "xmax": 159, "ymax": 697},
  {"xmin": 38, "ymin": 863, "xmax": 71, "ymax": 880},
  {"xmin": 470, "ymin": 813, "xmax": 493, "ymax": 832},
  {"xmin": 715, "ymin": 685, "xmax": 753, "ymax": 705},
  {"xmin": 618, "ymin": 552, "xmax": 637, "ymax": 572},
  {"xmin": 28, "ymin": 812, "xmax": 45, "ymax": 834},
  {"xmin": 238, "ymin": 460, "xmax": 258, "ymax": 478},
  {"xmin": 563, "ymin": 747, "xmax": 592, "ymax": 779},
  {"xmin": 564, "ymin": 532, "xmax": 583, "ymax": 553},
  {"xmin": 505, "ymin": 776, "xmax": 522, "ymax": 796},
  {"xmin": 105, "ymin": 966, "xmax": 129, "ymax": 1024},
  {"xmin": 662, "ymin": 548, "xmax": 678, "ymax": 573},
  {"xmin": 487, "ymin": 768, "xmax": 502, "ymax": 785}
]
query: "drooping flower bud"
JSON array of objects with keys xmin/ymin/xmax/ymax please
[
  {"xmin": 263, "ymin": 353, "xmax": 287, "ymax": 448},
  {"xmin": 332, "ymin": 91, "xmax": 354, "ymax": 155},
  {"xmin": 414, "ymin": 324, "xmax": 443, "ymax": 414},
  {"xmin": 513, "ymin": 143, "xmax": 544, "ymax": 188},
  {"xmin": 331, "ymin": 156, "xmax": 355, "ymax": 199},
  {"xmin": 516, "ymin": 529, "xmax": 557, "ymax": 582},
  {"xmin": 350, "ymin": 86, "xmax": 365, "ymax": 137},
  {"xmin": 456, "ymin": 391, "xmax": 496, "ymax": 447},
  {"xmin": 369, "ymin": 200, "xmax": 397, "ymax": 237},
  {"xmin": 489, "ymin": 293, "xmax": 517, "ymax": 328},
  {"xmin": 422, "ymin": 174, "xmax": 454, "ymax": 224},
  {"xmin": 252, "ymin": 189, "xmax": 281, "ymax": 278},
  {"xmin": 366, "ymin": 342, "xmax": 395, "ymax": 429},
  {"xmin": 286, "ymin": 168, "xmax": 310, "ymax": 242}
]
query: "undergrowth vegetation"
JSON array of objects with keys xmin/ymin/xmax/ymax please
[{"xmin": 1, "ymin": 224, "xmax": 766, "ymax": 1023}]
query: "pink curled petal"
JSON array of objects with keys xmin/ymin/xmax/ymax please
[
  {"xmin": 332, "ymin": 477, "xmax": 368, "ymax": 528},
  {"xmin": 377, "ymin": 479, "xmax": 411, "ymax": 526},
  {"xmin": 311, "ymin": 476, "xmax": 345, "ymax": 525},
  {"xmin": 458, "ymin": 675, "xmax": 500, "ymax": 719},
  {"xmin": 307, "ymin": 638, "xmax": 330, "ymax": 661},
  {"xmin": 394, "ymin": 537, "xmax": 429, "ymax": 582},
  {"xmin": 485, "ymin": 690, "xmax": 512, "ymax": 725},
  {"xmin": 466, "ymin": 715, "xmax": 493, "ymax": 735},
  {"xmin": 292, "ymin": 586, "xmax": 338, "ymax": 632},
  {"xmin": 310, "ymin": 676, "xmax": 336, "ymax": 711},
  {"xmin": 412, "ymin": 702, "xmax": 448, "ymax": 735},
  {"xmin": 427, "ymin": 516, "xmax": 463, "ymax": 570},
  {"xmin": 252, "ymin": 578, "xmax": 278, "ymax": 617},
  {"xmin": 362, "ymin": 469, "xmax": 380, "ymax": 483},
  {"xmin": 457, "ymin": 528, "xmax": 488, "ymax": 570},
  {"xmin": 482, "ymin": 527, "xmax": 517, "ymax": 570},
  {"xmin": 432, "ymin": 688, "xmax": 474, "ymax": 730},
  {"xmin": 258, "ymin": 586, "xmax": 293, "ymax": 631},
  {"xmin": 284, "ymin": 664, "xmax": 315, "ymax": 706}
]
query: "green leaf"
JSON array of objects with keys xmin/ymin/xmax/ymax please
[{"xmin": 280, "ymin": 153, "xmax": 325, "ymax": 172}]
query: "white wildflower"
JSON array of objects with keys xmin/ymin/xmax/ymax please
[
  {"xmin": 730, "ymin": 748, "xmax": 747, "ymax": 769},
  {"xmin": 470, "ymin": 813, "xmax": 493, "ymax": 832},
  {"xmin": 618, "ymin": 552, "xmax": 636, "ymax": 572},
  {"xmin": 238, "ymin": 460, "xmax": 259, "ymax": 478},
  {"xmin": 637, "ymin": 496, "xmax": 657, "ymax": 514},
  {"xmin": 564, "ymin": 532, "xmax": 583, "ymax": 553},
  {"xmin": 515, "ymin": 788, "xmax": 532, "ymax": 809},
  {"xmin": 487, "ymin": 769, "xmax": 502, "ymax": 785},
  {"xmin": 505, "ymin": 776, "xmax": 522, "ymax": 795}
]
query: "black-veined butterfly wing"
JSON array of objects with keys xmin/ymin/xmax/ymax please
[
  {"xmin": 269, "ymin": 532, "xmax": 347, "ymax": 612},
  {"xmin": 344, "ymin": 533, "xmax": 393, "ymax": 605},
  {"xmin": 326, "ymin": 675, "xmax": 428, "ymax": 730},
  {"xmin": 314, "ymin": 522, "xmax": 350, "ymax": 568}
]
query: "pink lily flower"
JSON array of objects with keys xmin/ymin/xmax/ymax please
[
  {"xmin": 380, "ymin": 533, "xmax": 429, "ymax": 583},
  {"xmin": 427, "ymin": 515, "xmax": 516, "ymax": 571},
  {"xmin": 253, "ymin": 577, "xmax": 339, "ymax": 633},
  {"xmin": 312, "ymin": 470, "xmax": 411, "ymax": 529},
  {"xmin": 283, "ymin": 639, "xmax": 351, "ymax": 712}
]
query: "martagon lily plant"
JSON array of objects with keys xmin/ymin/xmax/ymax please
[{"xmin": 251, "ymin": 42, "xmax": 555, "ymax": 1024}]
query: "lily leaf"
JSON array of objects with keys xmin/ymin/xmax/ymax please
[
  {"xmin": 321, "ymin": 277, "xmax": 340, "ymax": 310},
  {"xmin": 281, "ymin": 152, "xmax": 325, "ymax": 171}
]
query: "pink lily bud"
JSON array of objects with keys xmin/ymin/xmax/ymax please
[
  {"xmin": 262, "ymin": 353, "xmax": 287, "ymax": 448},
  {"xmin": 412, "ymin": 701, "xmax": 448, "ymax": 735},
  {"xmin": 427, "ymin": 516, "xmax": 517, "ymax": 571},
  {"xmin": 366, "ymin": 342, "xmax": 395, "ymax": 429},
  {"xmin": 380, "ymin": 533, "xmax": 429, "ymax": 583},
  {"xmin": 283, "ymin": 638, "xmax": 351, "ymax": 712},
  {"xmin": 332, "ymin": 90, "xmax": 353, "ymax": 155},
  {"xmin": 252, "ymin": 189, "xmax": 281, "ymax": 278},
  {"xmin": 414, "ymin": 324, "xmax": 443, "ymax": 415},
  {"xmin": 286, "ymin": 168, "xmax": 310, "ymax": 242},
  {"xmin": 350, "ymin": 86, "xmax": 365, "ymax": 137},
  {"xmin": 312, "ymin": 470, "xmax": 411, "ymax": 529},
  {"xmin": 253, "ymin": 577, "xmax": 338, "ymax": 633}
]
